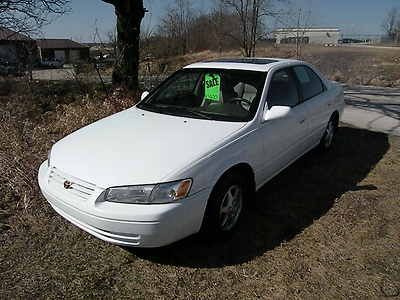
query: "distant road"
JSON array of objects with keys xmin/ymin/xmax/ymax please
[
  {"xmin": 343, "ymin": 85, "xmax": 400, "ymax": 136},
  {"xmin": 342, "ymin": 44, "xmax": 400, "ymax": 50},
  {"xmin": 32, "ymin": 68, "xmax": 76, "ymax": 81}
]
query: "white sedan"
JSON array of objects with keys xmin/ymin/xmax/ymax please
[{"xmin": 38, "ymin": 58, "xmax": 344, "ymax": 248}]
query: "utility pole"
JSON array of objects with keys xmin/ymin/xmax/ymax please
[{"xmin": 296, "ymin": 8, "xmax": 301, "ymax": 59}]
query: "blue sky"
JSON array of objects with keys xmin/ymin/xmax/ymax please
[{"xmin": 40, "ymin": 0, "xmax": 400, "ymax": 42}]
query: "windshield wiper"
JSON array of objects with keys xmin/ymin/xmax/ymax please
[
  {"xmin": 183, "ymin": 109, "xmax": 213, "ymax": 120},
  {"xmin": 145, "ymin": 104, "xmax": 213, "ymax": 120}
]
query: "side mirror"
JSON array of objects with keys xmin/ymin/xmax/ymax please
[
  {"xmin": 263, "ymin": 105, "xmax": 291, "ymax": 122},
  {"xmin": 141, "ymin": 91, "xmax": 150, "ymax": 101}
]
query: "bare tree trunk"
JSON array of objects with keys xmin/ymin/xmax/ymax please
[
  {"xmin": 103, "ymin": 0, "xmax": 146, "ymax": 92},
  {"xmin": 296, "ymin": 9, "xmax": 300, "ymax": 59},
  {"xmin": 250, "ymin": 0, "xmax": 259, "ymax": 57},
  {"xmin": 115, "ymin": 1, "xmax": 145, "ymax": 91},
  {"xmin": 239, "ymin": 0, "xmax": 249, "ymax": 56}
]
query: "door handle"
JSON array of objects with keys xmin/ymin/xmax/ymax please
[{"xmin": 299, "ymin": 119, "xmax": 306, "ymax": 124}]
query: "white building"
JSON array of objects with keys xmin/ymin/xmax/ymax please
[{"xmin": 274, "ymin": 28, "xmax": 341, "ymax": 46}]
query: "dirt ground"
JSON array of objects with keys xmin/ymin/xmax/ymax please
[{"xmin": 0, "ymin": 80, "xmax": 399, "ymax": 298}]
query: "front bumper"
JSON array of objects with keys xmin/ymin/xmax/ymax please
[{"xmin": 38, "ymin": 162, "xmax": 210, "ymax": 248}]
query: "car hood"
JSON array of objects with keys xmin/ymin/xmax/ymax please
[{"xmin": 51, "ymin": 107, "xmax": 246, "ymax": 188}]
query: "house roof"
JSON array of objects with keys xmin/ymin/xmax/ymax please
[
  {"xmin": 0, "ymin": 27, "xmax": 31, "ymax": 41},
  {"xmin": 36, "ymin": 39, "xmax": 89, "ymax": 49}
]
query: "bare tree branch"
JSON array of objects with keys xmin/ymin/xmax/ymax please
[
  {"xmin": 0, "ymin": 0, "xmax": 71, "ymax": 35},
  {"xmin": 382, "ymin": 7, "xmax": 400, "ymax": 43},
  {"xmin": 221, "ymin": 0, "xmax": 285, "ymax": 57},
  {"xmin": 158, "ymin": 0, "xmax": 195, "ymax": 56}
]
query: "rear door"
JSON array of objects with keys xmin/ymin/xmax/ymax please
[
  {"xmin": 258, "ymin": 67, "xmax": 309, "ymax": 183},
  {"xmin": 293, "ymin": 65, "xmax": 330, "ymax": 145}
]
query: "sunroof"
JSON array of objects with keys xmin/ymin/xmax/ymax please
[{"xmin": 205, "ymin": 58, "xmax": 278, "ymax": 65}]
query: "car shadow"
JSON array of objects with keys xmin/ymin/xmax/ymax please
[{"xmin": 126, "ymin": 127, "xmax": 389, "ymax": 268}]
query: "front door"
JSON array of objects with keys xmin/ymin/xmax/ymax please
[{"xmin": 257, "ymin": 68, "xmax": 309, "ymax": 184}]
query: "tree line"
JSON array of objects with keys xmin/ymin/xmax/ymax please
[
  {"xmin": 143, "ymin": 0, "xmax": 286, "ymax": 58},
  {"xmin": 382, "ymin": 7, "xmax": 400, "ymax": 43}
]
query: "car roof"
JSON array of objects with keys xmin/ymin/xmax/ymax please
[{"xmin": 184, "ymin": 57, "xmax": 301, "ymax": 72}]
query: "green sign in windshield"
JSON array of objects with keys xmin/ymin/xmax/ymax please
[{"xmin": 204, "ymin": 74, "xmax": 221, "ymax": 101}]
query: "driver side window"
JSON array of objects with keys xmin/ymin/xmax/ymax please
[
  {"xmin": 267, "ymin": 69, "xmax": 300, "ymax": 108},
  {"xmin": 163, "ymin": 72, "xmax": 200, "ymax": 99}
]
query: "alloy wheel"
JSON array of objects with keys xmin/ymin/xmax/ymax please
[
  {"xmin": 324, "ymin": 120, "xmax": 335, "ymax": 148},
  {"xmin": 219, "ymin": 185, "xmax": 243, "ymax": 231}
]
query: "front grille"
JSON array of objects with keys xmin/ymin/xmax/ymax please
[{"xmin": 48, "ymin": 167, "xmax": 97, "ymax": 201}]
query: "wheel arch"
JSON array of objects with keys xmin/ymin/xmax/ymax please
[
  {"xmin": 211, "ymin": 162, "xmax": 256, "ymax": 197},
  {"xmin": 200, "ymin": 162, "xmax": 256, "ymax": 233}
]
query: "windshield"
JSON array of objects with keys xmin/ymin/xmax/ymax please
[{"xmin": 137, "ymin": 68, "xmax": 267, "ymax": 122}]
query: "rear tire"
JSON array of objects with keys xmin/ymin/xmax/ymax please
[
  {"xmin": 319, "ymin": 115, "xmax": 338, "ymax": 151},
  {"xmin": 201, "ymin": 173, "xmax": 248, "ymax": 237}
]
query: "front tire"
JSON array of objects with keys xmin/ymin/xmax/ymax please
[{"xmin": 201, "ymin": 173, "xmax": 247, "ymax": 236}]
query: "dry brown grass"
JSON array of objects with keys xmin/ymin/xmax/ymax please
[
  {"xmin": 0, "ymin": 81, "xmax": 135, "ymax": 233},
  {"xmin": 149, "ymin": 45, "xmax": 400, "ymax": 88},
  {"xmin": 295, "ymin": 46, "xmax": 400, "ymax": 87},
  {"xmin": 0, "ymin": 80, "xmax": 399, "ymax": 298}
]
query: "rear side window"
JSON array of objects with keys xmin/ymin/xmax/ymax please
[
  {"xmin": 293, "ymin": 66, "xmax": 324, "ymax": 100},
  {"xmin": 267, "ymin": 68, "xmax": 300, "ymax": 108}
]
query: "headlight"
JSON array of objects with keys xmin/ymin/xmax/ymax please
[
  {"xmin": 103, "ymin": 179, "xmax": 192, "ymax": 204},
  {"xmin": 104, "ymin": 185, "xmax": 154, "ymax": 204}
]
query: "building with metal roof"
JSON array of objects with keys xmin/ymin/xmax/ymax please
[{"xmin": 273, "ymin": 28, "xmax": 341, "ymax": 46}]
